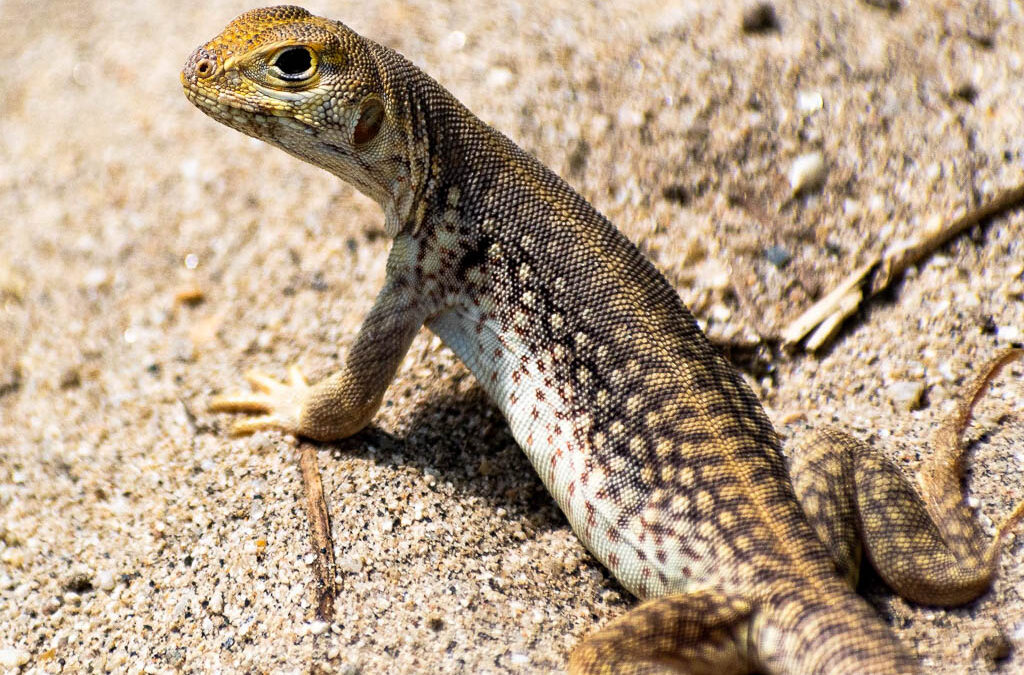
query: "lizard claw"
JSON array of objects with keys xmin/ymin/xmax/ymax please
[{"xmin": 210, "ymin": 367, "xmax": 311, "ymax": 435}]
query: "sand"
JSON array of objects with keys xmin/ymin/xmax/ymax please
[{"xmin": 1, "ymin": 0, "xmax": 1022, "ymax": 672}]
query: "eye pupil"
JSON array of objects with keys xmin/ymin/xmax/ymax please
[{"xmin": 274, "ymin": 47, "xmax": 313, "ymax": 78}]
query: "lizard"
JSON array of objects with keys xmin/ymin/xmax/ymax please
[{"xmin": 181, "ymin": 6, "xmax": 1024, "ymax": 673}]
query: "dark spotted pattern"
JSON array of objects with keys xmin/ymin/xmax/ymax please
[{"xmin": 184, "ymin": 8, "xmax": 1024, "ymax": 674}]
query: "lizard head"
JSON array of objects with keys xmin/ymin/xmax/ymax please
[{"xmin": 182, "ymin": 6, "xmax": 412, "ymax": 227}]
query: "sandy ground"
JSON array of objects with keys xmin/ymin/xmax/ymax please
[{"xmin": 1, "ymin": 0, "xmax": 1023, "ymax": 672}]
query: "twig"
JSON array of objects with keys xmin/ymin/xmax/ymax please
[
  {"xmin": 783, "ymin": 183, "xmax": 1024, "ymax": 350},
  {"xmin": 299, "ymin": 445, "xmax": 338, "ymax": 622}
]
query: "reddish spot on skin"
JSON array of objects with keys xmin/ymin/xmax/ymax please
[
  {"xmin": 510, "ymin": 393, "xmax": 518, "ymax": 404},
  {"xmin": 490, "ymin": 372, "xmax": 498, "ymax": 382},
  {"xmin": 568, "ymin": 481, "xmax": 576, "ymax": 496},
  {"xmin": 655, "ymin": 549, "xmax": 667, "ymax": 565},
  {"xmin": 606, "ymin": 527, "xmax": 621, "ymax": 543},
  {"xmin": 531, "ymin": 407, "xmax": 540, "ymax": 420},
  {"xmin": 641, "ymin": 567, "xmax": 652, "ymax": 579},
  {"xmin": 494, "ymin": 347, "xmax": 502, "ymax": 358},
  {"xmin": 636, "ymin": 548, "xmax": 649, "ymax": 561},
  {"xmin": 553, "ymin": 425, "xmax": 562, "ymax": 436},
  {"xmin": 526, "ymin": 434, "xmax": 534, "ymax": 445},
  {"xmin": 607, "ymin": 552, "xmax": 620, "ymax": 569},
  {"xmin": 536, "ymin": 389, "xmax": 546, "ymax": 402}
]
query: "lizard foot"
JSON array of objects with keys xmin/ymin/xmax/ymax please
[{"xmin": 209, "ymin": 365, "xmax": 310, "ymax": 435}]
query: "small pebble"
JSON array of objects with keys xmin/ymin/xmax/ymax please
[
  {"xmin": 996, "ymin": 324, "xmax": 1021, "ymax": 343},
  {"xmin": 741, "ymin": 3, "xmax": 779, "ymax": 33},
  {"xmin": 308, "ymin": 620, "xmax": 329, "ymax": 635},
  {"xmin": 209, "ymin": 590, "xmax": 224, "ymax": 615},
  {"xmin": 337, "ymin": 556, "xmax": 363, "ymax": 574},
  {"xmin": 763, "ymin": 246, "xmax": 792, "ymax": 268},
  {"xmin": 441, "ymin": 30, "xmax": 466, "ymax": 52},
  {"xmin": 788, "ymin": 152, "xmax": 826, "ymax": 194},
  {"xmin": 862, "ymin": 0, "xmax": 900, "ymax": 10},
  {"xmin": 887, "ymin": 381, "xmax": 924, "ymax": 410},
  {"xmin": 952, "ymin": 82, "xmax": 978, "ymax": 104},
  {"xmin": 796, "ymin": 91, "xmax": 823, "ymax": 114},
  {"xmin": 1, "ymin": 548, "xmax": 25, "ymax": 568},
  {"xmin": 1012, "ymin": 620, "xmax": 1024, "ymax": 642},
  {"xmin": 971, "ymin": 628, "xmax": 1011, "ymax": 666},
  {"xmin": 0, "ymin": 647, "xmax": 31, "ymax": 668},
  {"xmin": 485, "ymin": 67, "xmax": 513, "ymax": 89},
  {"xmin": 83, "ymin": 267, "xmax": 110, "ymax": 289},
  {"xmin": 63, "ymin": 571, "xmax": 93, "ymax": 593}
]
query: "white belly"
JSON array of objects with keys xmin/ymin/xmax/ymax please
[{"xmin": 428, "ymin": 304, "xmax": 697, "ymax": 598}]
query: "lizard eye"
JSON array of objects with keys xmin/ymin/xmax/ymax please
[{"xmin": 270, "ymin": 46, "xmax": 316, "ymax": 81}]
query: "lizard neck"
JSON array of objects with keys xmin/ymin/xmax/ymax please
[{"xmin": 366, "ymin": 40, "xmax": 491, "ymax": 239}]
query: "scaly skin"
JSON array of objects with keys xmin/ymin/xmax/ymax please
[{"xmin": 182, "ymin": 7, "xmax": 1024, "ymax": 673}]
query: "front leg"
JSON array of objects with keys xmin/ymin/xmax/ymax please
[{"xmin": 210, "ymin": 278, "xmax": 428, "ymax": 441}]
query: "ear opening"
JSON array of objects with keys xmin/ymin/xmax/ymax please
[{"xmin": 353, "ymin": 97, "xmax": 385, "ymax": 146}]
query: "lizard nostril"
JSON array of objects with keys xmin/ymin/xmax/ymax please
[{"xmin": 195, "ymin": 58, "xmax": 216, "ymax": 79}]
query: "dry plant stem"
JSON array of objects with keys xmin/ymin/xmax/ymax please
[
  {"xmin": 784, "ymin": 183, "xmax": 1024, "ymax": 349},
  {"xmin": 299, "ymin": 445, "xmax": 338, "ymax": 622}
]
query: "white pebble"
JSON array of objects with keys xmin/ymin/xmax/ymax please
[
  {"xmin": 97, "ymin": 570, "xmax": 117, "ymax": 592},
  {"xmin": 997, "ymin": 324, "xmax": 1021, "ymax": 343},
  {"xmin": 441, "ymin": 30, "xmax": 466, "ymax": 52},
  {"xmin": 308, "ymin": 620, "xmax": 329, "ymax": 635},
  {"xmin": 796, "ymin": 91, "xmax": 823, "ymax": 113},
  {"xmin": 887, "ymin": 381, "xmax": 924, "ymax": 410},
  {"xmin": 616, "ymin": 105, "xmax": 646, "ymax": 128},
  {"xmin": 179, "ymin": 158, "xmax": 200, "ymax": 182},
  {"xmin": 1013, "ymin": 620, "xmax": 1024, "ymax": 642},
  {"xmin": 209, "ymin": 590, "xmax": 224, "ymax": 615},
  {"xmin": 337, "ymin": 556, "xmax": 363, "ymax": 574},
  {"xmin": 83, "ymin": 267, "xmax": 110, "ymax": 288},
  {"xmin": 1, "ymin": 549, "xmax": 25, "ymax": 568},
  {"xmin": 0, "ymin": 648, "xmax": 30, "ymax": 667},
  {"xmin": 789, "ymin": 152, "xmax": 827, "ymax": 194},
  {"xmin": 485, "ymin": 67, "xmax": 514, "ymax": 89}
]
